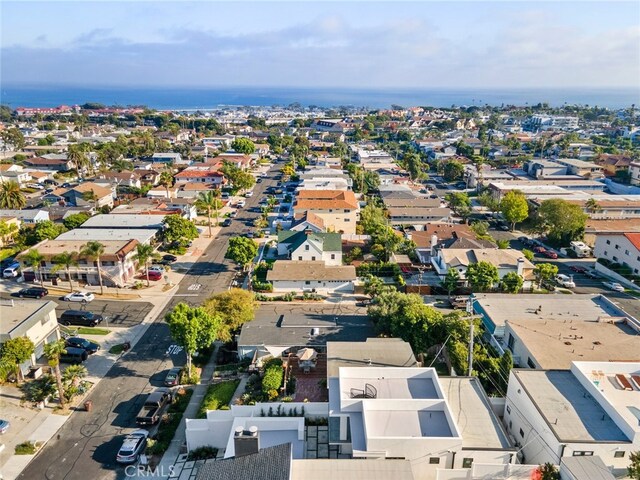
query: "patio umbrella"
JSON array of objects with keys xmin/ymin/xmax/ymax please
[{"xmin": 297, "ymin": 348, "xmax": 317, "ymax": 361}]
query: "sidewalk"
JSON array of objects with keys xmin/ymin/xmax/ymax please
[{"xmin": 155, "ymin": 344, "xmax": 220, "ymax": 479}]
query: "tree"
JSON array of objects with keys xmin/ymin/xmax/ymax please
[
  {"xmin": 51, "ymin": 251, "xmax": 78, "ymax": 292},
  {"xmin": 445, "ymin": 192, "xmax": 472, "ymax": 221},
  {"xmin": 628, "ymin": 451, "xmax": 640, "ymax": 480},
  {"xmin": 522, "ymin": 249, "xmax": 534, "ymax": 261},
  {"xmin": 44, "ymin": 340, "xmax": 67, "ymax": 408},
  {"xmin": 62, "ymin": 364, "xmax": 87, "ymax": 401},
  {"xmin": 80, "ymin": 241, "xmax": 106, "ymax": 295},
  {"xmin": 220, "ymin": 162, "xmax": 256, "ymax": 192},
  {"xmin": 466, "ymin": 261, "xmax": 499, "ymax": 292},
  {"xmin": 0, "ymin": 127, "xmax": 25, "ymax": 151},
  {"xmin": 536, "ymin": 463, "xmax": 560, "ymax": 480},
  {"xmin": 585, "ymin": 198, "xmax": 602, "ymax": 214},
  {"xmin": 364, "ymin": 275, "xmax": 396, "ymax": 297},
  {"xmin": 203, "ymin": 289, "xmax": 257, "ymax": 341},
  {"xmin": 62, "ymin": 212, "xmax": 91, "ymax": 229},
  {"xmin": 225, "ymin": 237, "xmax": 258, "ymax": 269},
  {"xmin": 441, "ymin": 269, "xmax": 460, "ymax": 298},
  {"xmin": 534, "ymin": 263, "xmax": 558, "ymax": 289},
  {"xmin": 159, "ymin": 170, "xmax": 174, "ymax": 198},
  {"xmin": 163, "ymin": 215, "xmax": 199, "ymax": 246},
  {"xmin": 195, "ymin": 190, "xmax": 223, "ymax": 238},
  {"xmin": 0, "ymin": 219, "xmax": 18, "ymax": 246},
  {"xmin": 443, "ymin": 160, "xmax": 464, "ymax": 181},
  {"xmin": 133, "ymin": 243, "xmax": 157, "ymax": 286},
  {"xmin": 470, "ymin": 220, "xmax": 491, "ymax": 240},
  {"xmin": 67, "ymin": 143, "xmax": 89, "ymax": 177},
  {"xmin": 0, "ymin": 180, "xmax": 26, "ymax": 209},
  {"xmin": 23, "ymin": 248, "xmax": 45, "ymax": 287},
  {"xmin": 500, "ymin": 190, "xmax": 529, "ymax": 231},
  {"xmin": 231, "ymin": 137, "xmax": 256, "ymax": 155},
  {"xmin": 537, "ymin": 199, "xmax": 588, "ymax": 245},
  {"xmin": 0, "ymin": 337, "xmax": 35, "ymax": 383},
  {"xmin": 478, "ymin": 191, "xmax": 501, "ymax": 214},
  {"xmin": 358, "ymin": 202, "xmax": 387, "ymax": 235},
  {"xmin": 500, "ymin": 272, "xmax": 523, "ymax": 293},
  {"xmin": 165, "ymin": 303, "xmax": 223, "ymax": 376},
  {"xmin": 496, "ymin": 239, "xmax": 510, "ymax": 249}
]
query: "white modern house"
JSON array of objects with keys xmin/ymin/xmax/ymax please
[
  {"xmin": 276, "ymin": 231, "xmax": 342, "ymax": 266},
  {"xmin": 593, "ymin": 232, "xmax": 640, "ymax": 277}
]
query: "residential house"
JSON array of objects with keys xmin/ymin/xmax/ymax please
[
  {"xmin": 293, "ymin": 190, "xmax": 359, "ymax": 234},
  {"xmin": 595, "ymin": 154, "xmax": 633, "ymax": 177},
  {"xmin": 134, "ymin": 168, "xmax": 161, "ymax": 186},
  {"xmin": 214, "ymin": 153, "xmax": 253, "ymax": 170},
  {"xmin": 267, "ymin": 261, "xmax": 356, "ymax": 293},
  {"xmin": 593, "ymin": 232, "xmax": 640, "ymax": 277},
  {"xmin": 79, "ymin": 213, "xmax": 166, "ymax": 230},
  {"xmin": 310, "ymin": 119, "xmax": 349, "ymax": 133},
  {"xmin": 174, "ymin": 166, "xmax": 225, "ymax": 188},
  {"xmin": 111, "ymin": 198, "xmax": 197, "ymax": 220},
  {"xmin": 60, "ymin": 182, "xmax": 115, "ymax": 209},
  {"xmin": 23, "ymin": 156, "xmax": 73, "ymax": 171},
  {"xmin": 289, "ymin": 211, "xmax": 325, "ymax": 233},
  {"xmin": 151, "ymin": 152, "xmax": 184, "ymax": 164},
  {"xmin": 277, "ymin": 231, "xmax": 342, "ymax": 265},
  {"xmin": 17, "ymin": 238, "xmax": 140, "ymax": 287},
  {"xmin": 0, "ymin": 164, "xmax": 31, "ymax": 185},
  {"xmin": 387, "ymin": 207, "xmax": 452, "ymax": 228},
  {"xmin": 0, "ymin": 209, "xmax": 50, "ymax": 224},
  {"xmin": 95, "ymin": 171, "xmax": 142, "ymax": 189},
  {"xmin": 504, "ymin": 362, "xmax": 640, "ymax": 477},
  {"xmin": 1, "ymin": 300, "xmax": 60, "ymax": 377},
  {"xmin": 407, "ymin": 224, "xmax": 494, "ymax": 263},
  {"xmin": 431, "ymin": 248, "xmax": 534, "ymax": 284}
]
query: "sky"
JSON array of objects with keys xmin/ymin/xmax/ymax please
[{"xmin": 1, "ymin": 1, "xmax": 639, "ymax": 89}]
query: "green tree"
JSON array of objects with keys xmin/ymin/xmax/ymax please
[
  {"xmin": 51, "ymin": 251, "xmax": 78, "ymax": 292},
  {"xmin": 364, "ymin": 275, "xmax": 396, "ymax": 297},
  {"xmin": 133, "ymin": 243, "xmax": 158, "ymax": 287},
  {"xmin": 62, "ymin": 212, "xmax": 91, "ymax": 229},
  {"xmin": 203, "ymin": 288, "xmax": 257, "ymax": 341},
  {"xmin": 165, "ymin": 303, "xmax": 223, "ymax": 376},
  {"xmin": 534, "ymin": 263, "xmax": 559, "ymax": 289},
  {"xmin": 80, "ymin": 241, "xmax": 106, "ymax": 295},
  {"xmin": 0, "ymin": 337, "xmax": 35, "ymax": 383},
  {"xmin": 443, "ymin": 160, "xmax": 464, "ymax": 181},
  {"xmin": 29, "ymin": 221, "xmax": 67, "ymax": 244},
  {"xmin": 466, "ymin": 261, "xmax": 499, "ymax": 292},
  {"xmin": 628, "ymin": 451, "xmax": 640, "ymax": 480},
  {"xmin": 0, "ymin": 180, "xmax": 26, "ymax": 209},
  {"xmin": 478, "ymin": 191, "xmax": 501, "ymax": 215},
  {"xmin": 225, "ymin": 237, "xmax": 258, "ymax": 269},
  {"xmin": 358, "ymin": 202, "xmax": 387, "ymax": 235},
  {"xmin": 470, "ymin": 220, "xmax": 491, "ymax": 240},
  {"xmin": 163, "ymin": 215, "xmax": 199, "ymax": 246},
  {"xmin": 500, "ymin": 190, "xmax": 529, "ymax": 231},
  {"xmin": 67, "ymin": 143, "xmax": 90, "ymax": 178},
  {"xmin": 43, "ymin": 340, "xmax": 67, "ymax": 408},
  {"xmin": 499, "ymin": 272, "xmax": 523, "ymax": 293},
  {"xmin": 536, "ymin": 463, "xmax": 560, "ymax": 480},
  {"xmin": 22, "ymin": 248, "xmax": 45, "ymax": 287},
  {"xmin": 195, "ymin": 190, "xmax": 223, "ymax": 238},
  {"xmin": 537, "ymin": 199, "xmax": 588, "ymax": 246},
  {"xmin": 231, "ymin": 137, "xmax": 256, "ymax": 155},
  {"xmin": 220, "ymin": 162, "xmax": 256, "ymax": 192},
  {"xmin": 445, "ymin": 192, "xmax": 472, "ymax": 221},
  {"xmin": 0, "ymin": 127, "xmax": 25, "ymax": 151},
  {"xmin": 159, "ymin": 170, "xmax": 174, "ymax": 198},
  {"xmin": 0, "ymin": 219, "xmax": 18, "ymax": 245},
  {"xmin": 441, "ymin": 269, "xmax": 460, "ymax": 298},
  {"xmin": 496, "ymin": 239, "xmax": 510, "ymax": 249},
  {"xmin": 61, "ymin": 364, "xmax": 87, "ymax": 401},
  {"xmin": 522, "ymin": 249, "xmax": 534, "ymax": 262},
  {"xmin": 585, "ymin": 198, "xmax": 602, "ymax": 214}
]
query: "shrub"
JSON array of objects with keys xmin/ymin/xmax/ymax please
[
  {"xmin": 187, "ymin": 446, "xmax": 218, "ymax": 461},
  {"xmin": 15, "ymin": 441, "xmax": 37, "ymax": 455},
  {"xmin": 167, "ymin": 388, "xmax": 193, "ymax": 414},
  {"xmin": 197, "ymin": 380, "xmax": 240, "ymax": 418},
  {"xmin": 262, "ymin": 359, "xmax": 284, "ymax": 395}
]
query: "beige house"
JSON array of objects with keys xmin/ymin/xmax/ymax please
[
  {"xmin": 432, "ymin": 248, "xmax": 535, "ymax": 284},
  {"xmin": 293, "ymin": 190, "xmax": 359, "ymax": 234}
]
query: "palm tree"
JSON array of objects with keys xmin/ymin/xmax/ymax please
[
  {"xmin": 44, "ymin": 340, "xmax": 67, "ymax": 409},
  {"xmin": 67, "ymin": 144, "xmax": 88, "ymax": 179},
  {"xmin": 51, "ymin": 251, "xmax": 78, "ymax": 292},
  {"xmin": 62, "ymin": 364, "xmax": 88, "ymax": 400},
  {"xmin": 0, "ymin": 180, "xmax": 26, "ymax": 209},
  {"xmin": 195, "ymin": 190, "xmax": 222, "ymax": 237},
  {"xmin": 585, "ymin": 198, "xmax": 602, "ymax": 214},
  {"xmin": 159, "ymin": 171, "xmax": 174, "ymax": 199},
  {"xmin": 80, "ymin": 241, "xmax": 106, "ymax": 295},
  {"xmin": 133, "ymin": 243, "xmax": 156, "ymax": 287},
  {"xmin": 23, "ymin": 248, "xmax": 45, "ymax": 287}
]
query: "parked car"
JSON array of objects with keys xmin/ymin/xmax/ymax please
[
  {"xmin": 164, "ymin": 367, "xmax": 182, "ymax": 386},
  {"xmin": 602, "ymin": 281, "xmax": 625, "ymax": 292},
  {"xmin": 59, "ymin": 310, "xmax": 103, "ymax": 327},
  {"xmin": 533, "ymin": 246, "xmax": 546, "ymax": 253},
  {"xmin": 542, "ymin": 250, "xmax": 558, "ymax": 259},
  {"xmin": 244, "ymin": 191, "xmax": 254, "ymax": 197},
  {"xmin": 63, "ymin": 291, "xmax": 95, "ymax": 303},
  {"xmin": 136, "ymin": 387, "xmax": 173, "ymax": 425},
  {"xmin": 65, "ymin": 337, "xmax": 100, "ymax": 354},
  {"xmin": 569, "ymin": 265, "xmax": 588, "ymax": 274},
  {"xmin": 59, "ymin": 346, "xmax": 88, "ymax": 364},
  {"xmin": 15, "ymin": 287, "xmax": 49, "ymax": 298},
  {"xmin": 2, "ymin": 262, "xmax": 21, "ymax": 279},
  {"xmin": 144, "ymin": 270, "xmax": 163, "ymax": 281},
  {"xmin": 161, "ymin": 254, "xmax": 178, "ymax": 264},
  {"xmin": 584, "ymin": 269, "xmax": 599, "ymax": 279},
  {"xmin": 517, "ymin": 236, "xmax": 531, "ymax": 245},
  {"xmin": 148, "ymin": 266, "xmax": 165, "ymax": 273},
  {"xmin": 116, "ymin": 430, "xmax": 149, "ymax": 464},
  {"xmin": 0, "ymin": 419, "xmax": 10, "ymax": 434},
  {"xmin": 556, "ymin": 274, "xmax": 576, "ymax": 288},
  {"xmin": 222, "ymin": 218, "xmax": 232, "ymax": 227},
  {"xmin": 236, "ymin": 200, "xmax": 246, "ymax": 208}
]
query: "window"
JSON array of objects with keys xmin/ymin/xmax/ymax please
[
  {"xmin": 604, "ymin": 251, "xmax": 608, "ymax": 256},
  {"xmin": 311, "ymin": 256, "xmax": 316, "ymax": 261},
  {"xmin": 519, "ymin": 428, "xmax": 524, "ymax": 438},
  {"xmin": 298, "ymin": 256, "xmax": 302, "ymax": 261},
  {"xmin": 509, "ymin": 420, "xmax": 512, "ymax": 430},
  {"xmin": 606, "ymin": 239, "xmax": 611, "ymax": 245},
  {"xmin": 462, "ymin": 458, "xmax": 473, "ymax": 469},
  {"xmin": 615, "ymin": 244, "xmax": 619, "ymax": 250},
  {"xmin": 612, "ymin": 256, "xmax": 618, "ymax": 262},
  {"xmin": 305, "ymin": 245, "xmax": 309, "ymax": 251},
  {"xmin": 331, "ymin": 254, "xmax": 335, "ymax": 259},
  {"xmin": 572, "ymin": 451, "xmax": 594, "ymax": 456},
  {"xmin": 614, "ymin": 451, "xmax": 625, "ymax": 458},
  {"xmin": 506, "ymin": 405, "xmax": 511, "ymax": 415},
  {"xmin": 305, "ymin": 281, "xmax": 310, "ymax": 285},
  {"xmin": 507, "ymin": 334, "xmax": 515, "ymax": 350},
  {"xmin": 429, "ymin": 458, "xmax": 440, "ymax": 465},
  {"xmin": 527, "ymin": 357, "xmax": 536, "ymax": 368}
]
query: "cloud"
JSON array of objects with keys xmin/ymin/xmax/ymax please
[{"xmin": 1, "ymin": 13, "xmax": 638, "ymax": 89}]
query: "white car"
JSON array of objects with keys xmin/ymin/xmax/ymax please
[
  {"xmin": 237, "ymin": 200, "xmax": 246, "ymax": 208},
  {"xmin": 602, "ymin": 281, "xmax": 625, "ymax": 292},
  {"xmin": 556, "ymin": 274, "xmax": 576, "ymax": 288},
  {"xmin": 244, "ymin": 191, "xmax": 254, "ymax": 197},
  {"xmin": 26, "ymin": 183, "xmax": 44, "ymax": 190},
  {"xmin": 148, "ymin": 266, "xmax": 165, "ymax": 273},
  {"xmin": 116, "ymin": 429, "xmax": 149, "ymax": 464},
  {"xmin": 260, "ymin": 172, "xmax": 268, "ymax": 178},
  {"xmin": 63, "ymin": 291, "xmax": 95, "ymax": 303}
]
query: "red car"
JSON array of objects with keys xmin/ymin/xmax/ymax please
[
  {"xmin": 569, "ymin": 265, "xmax": 587, "ymax": 273},
  {"xmin": 139, "ymin": 270, "xmax": 163, "ymax": 281},
  {"xmin": 543, "ymin": 250, "xmax": 558, "ymax": 259},
  {"xmin": 533, "ymin": 246, "xmax": 546, "ymax": 253}
]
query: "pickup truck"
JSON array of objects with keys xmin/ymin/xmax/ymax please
[{"xmin": 136, "ymin": 388, "xmax": 172, "ymax": 425}]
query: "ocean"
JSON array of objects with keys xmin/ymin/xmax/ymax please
[{"xmin": 1, "ymin": 85, "xmax": 639, "ymax": 110}]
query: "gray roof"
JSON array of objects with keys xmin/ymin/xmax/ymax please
[
  {"xmin": 1, "ymin": 300, "xmax": 57, "ymax": 339},
  {"xmin": 326, "ymin": 338, "xmax": 417, "ymax": 378},
  {"xmin": 80, "ymin": 214, "xmax": 165, "ymax": 229},
  {"xmin": 267, "ymin": 261, "xmax": 356, "ymax": 281},
  {"xmin": 560, "ymin": 456, "xmax": 616, "ymax": 480},
  {"xmin": 238, "ymin": 304, "xmax": 374, "ymax": 349},
  {"xmin": 56, "ymin": 228, "xmax": 158, "ymax": 244},
  {"xmin": 0, "ymin": 209, "xmax": 49, "ymax": 221},
  {"xmin": 196, "ymin": 443, "xmax": 291, "ymax": 480},
  {"xmin": 382, "ymin": 197, "xmax": 441, "ymax": 209}
]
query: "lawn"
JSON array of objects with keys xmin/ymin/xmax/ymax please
[
  {"xmin": 197, "ymin": 380, "xmax": 240, "ymax": 418},
  {"xmin": 77, "ymin": 327, "xmax": 110, "ymax": 335}
]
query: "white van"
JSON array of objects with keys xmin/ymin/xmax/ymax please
[{"xmin": 2, "ymin": 262, "xmax": 21, "ymax": 279}]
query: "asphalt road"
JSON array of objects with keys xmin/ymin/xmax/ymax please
[{"xmin": 17, "ymin": 165, "xmax": 279, "ymax": 480}]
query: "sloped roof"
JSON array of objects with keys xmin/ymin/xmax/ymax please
[
  {"xmin": 267, "ymin": 261, "xmax": 356, "ymax": 281},
  {"xmin": 278, "ymin": 231, "xmax": 342, "ymax": 252},
  {"xmin": 624, "ymin": 233, "xmax": 640, "ymax": 250},
  {"xmin": 196, "ymin": 444, "xmax": 291, "ymax": 480},
  {"xmin": 295, "ymin": 190, "xmax": 358, "ymax": 210}
]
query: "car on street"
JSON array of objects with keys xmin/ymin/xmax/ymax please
[
  {"xmin": 244, "ymin": 191, "xmax": 254, "ymax": 197},
  {"xmin": 164, "ymin": 367, "xmax": 182, "ymax": 386},
  {"xmin": 116, "ymin": 430, "xmax": 149, "ymax": 464},
  {"xmin": 584, "ymin": 269, "xmax": 599, "ymax": 279},
  {"xmin": 15, "ymin": 287, "xmax": 49, "ymax": 298},
  {"xmin": 542, "ymin": 250, "xmax": 558, "ymax": 259},
  {"xmin": 602, "ymin": 281, "xmax": 625, "ymax": 292},
  {"xmin": 569, "ymin": 265, "xmax": 588, "ymax": 274},
  {"xmin": 145, "ymin": 270, "xmax": 163, "ymax": 281},
  {"xmin": 65, "ymin": 337, "xmax": 100, "ymax": 354},
  {"xmin": 517, "ymin": 236, "xmax": 531, "ymax": 245},
  {"xmin": 556, "ymin": 274, "xmax": 576, "ymax": 288},
  {"xmin": 0, "ymin": 419, "xmax": 10, "ymax": 434},
  {"xmin": 148, "ymin": 266, "xmax": 165, "ymax": 273},
  {"xmin": 260, "ymin": 172, "xmax": 268, "ymax": 178},
  {"xmin": 533, "ymin": 246, "xmax": 546, "ymax": 253},
  {"xmin": 222, "ymin": 218, "xmax": 232, "ymax": 227},
  {"xmin": 59, "ymin": 310, "xmax": 104, "ymax": 327},
  {"xmin": 63, "ymin": 291, "xmax": 95, "ymax": 303},
  {"xmin": 237, "ymin": 200, "xmax": 246, "ymax": 208},
  {"xmin": 230, "ymin": 210, "xmax": 238, "ymax": 218},
  {"xmin": 161, "ymin": 254, "xmax": 178, "ymax": 264}
]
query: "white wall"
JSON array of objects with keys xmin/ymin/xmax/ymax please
[
  {"xmin": 271, "ymin": 279, "xmax": 354, "ymax": 293},
  {"xmin": 594, "ymin": 234, "xmax": 640, "ymax": 276}
]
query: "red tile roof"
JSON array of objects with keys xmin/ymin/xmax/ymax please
[{"xmin": 624, "ymin": 233, "xmax": 640, "ymax": 251}]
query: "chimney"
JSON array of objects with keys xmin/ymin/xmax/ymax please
[
  {"xmin": 430, "ymin": 234, "xmax": 438, "ymax": 255},
  {"xmin": 516, "ymin": 257, "xmax": 525, "ymax": 277},
  {"xmin": 234, "ymin": 426, "xmax": 260, "ymax": 457}
]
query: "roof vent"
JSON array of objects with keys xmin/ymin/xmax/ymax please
[{"xmin": 310, "ymin": 328, "xmax": 320, "ymax": 336}]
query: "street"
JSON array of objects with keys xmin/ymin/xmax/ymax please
[{"xmin": 16, "ymin": 164, "xmax": 279, "ymax": 480}]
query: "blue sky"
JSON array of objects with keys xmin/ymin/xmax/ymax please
[{"xmin": 2, "ymin": 1, "xmax": 638, "ymax": 88}]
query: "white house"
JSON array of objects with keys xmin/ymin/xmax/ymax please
[
  {"xmin": 267, "ymin": 261, "xmax": 356, "ymax": 293},
  {"xmin": 593, "ymin": 232, "xmax": 640, "ymax": 277},
  {"xmin": 431, "ymin": 248, "xmax": 535, "ymax": 284},
  {"xmin": 630, "ymin": 161, "xmax": 640, "ymax": 186},
  {"xmin": 276, "ymin": 231, "xmax": 342, "ymax": 266}
]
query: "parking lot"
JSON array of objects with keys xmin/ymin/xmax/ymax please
[{"xmin": 53, "ymin": 299, "xmax": 153, "ymax": 329}]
